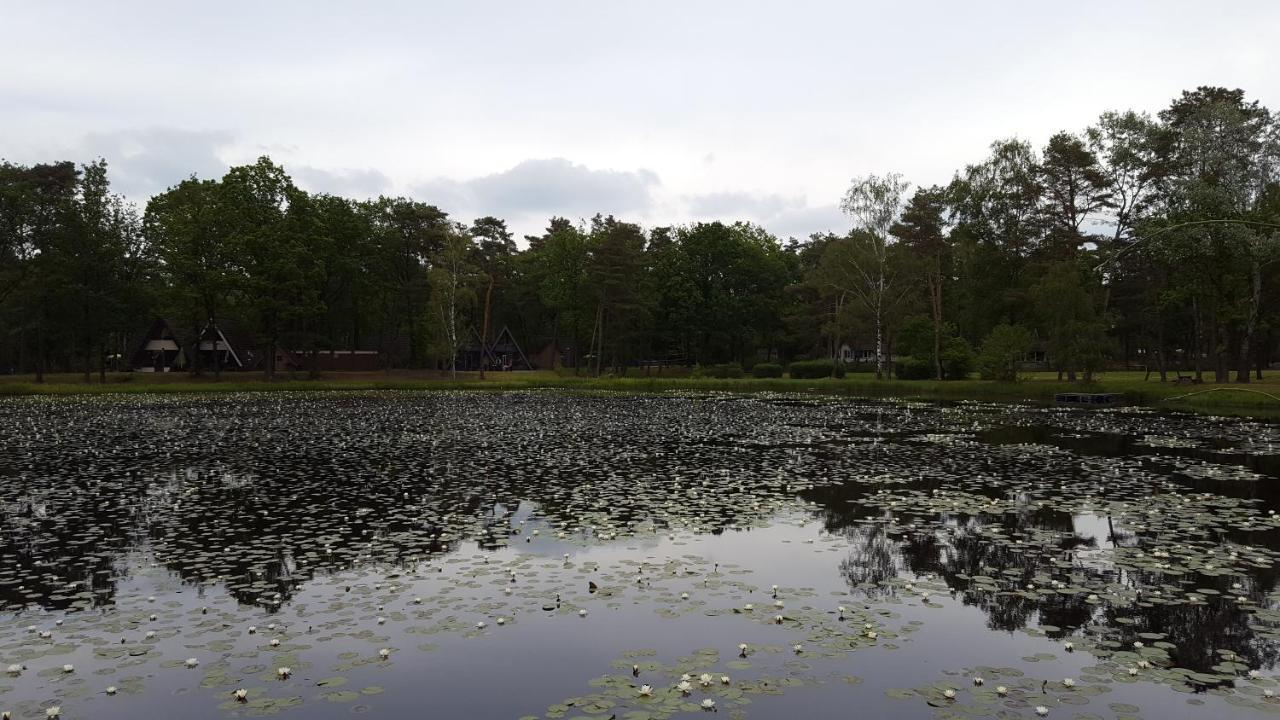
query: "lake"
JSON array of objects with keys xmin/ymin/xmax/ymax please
[{"xmin": 0, "ymin": 391, "xmax": 1277, "ymax": 720}]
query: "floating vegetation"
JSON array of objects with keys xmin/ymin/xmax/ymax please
[{"xmin": 0, "ymin": 391, "xmax": 1277, "ymax": 719}]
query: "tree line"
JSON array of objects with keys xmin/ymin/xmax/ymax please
[{"xmin": 2, "ymin": 86, "xmax": 1278, "ymax": 383}]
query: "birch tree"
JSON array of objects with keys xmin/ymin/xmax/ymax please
[{"xmin": 836, "ymin": 173, "xmax": 911, "ymax": 379}]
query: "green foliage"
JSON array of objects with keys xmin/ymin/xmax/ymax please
[
  {"xmin": 693, "ymin": 362, "xmax": 744, "ymax": 379},
  {"xmin": 978, "ymin": 323, "xmax": 1033, "ymax": 382},
  {"xmin": 789, "ymin": 359, "xmax": 845, "ymax": 379},
  {"xmin": 751, "ymin": 362, "xmax": 784, "ymax": 378}
]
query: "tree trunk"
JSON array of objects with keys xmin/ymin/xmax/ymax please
[
  {"xmin": 479, "ymin": 274, "xmax": 494, "ymax": 380},
  {"xmin": 1236, "ymin": 260, "xmax": 1262, "ymax": 383}
]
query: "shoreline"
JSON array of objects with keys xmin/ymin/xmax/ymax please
[{"xmin": 2, "ymin": 370, "xmax": 1278, "ymax": 418}]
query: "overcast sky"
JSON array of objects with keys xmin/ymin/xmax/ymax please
[{"xmin": 3, "ymin": 0, "xmax": 1278, "ymax": 240}]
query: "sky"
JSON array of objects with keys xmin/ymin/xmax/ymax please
[{"xmin": 3, "ymin": 0, "xmax": 1278, "ymax": 241}]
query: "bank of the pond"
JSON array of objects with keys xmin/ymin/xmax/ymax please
[{"xmin": 3, "ymin": 369, "xmax": 1279, "ymax": 416}]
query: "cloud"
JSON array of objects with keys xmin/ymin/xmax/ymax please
[
  {"xmin": 686, "ymin": 191, "xmax": 847, "ymax": 240},
  {"xmin": 414, "ymin": 158, "xmax": 660, "ymax": 223},
  {"xmin": 75, "ymin": 128, "xmax": 233, "ymax": 199},
  {"xmin": 291, "ymin": 165, "xmax": 392, "ymax": 200}
]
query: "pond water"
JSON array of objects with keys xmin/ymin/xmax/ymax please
[{"xmin": 0, "ymin": 391, "xmax": 1278, "ymax": 720}]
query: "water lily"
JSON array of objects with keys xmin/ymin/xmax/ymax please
[
  {"xmin": 1061, "ymin": 678, "xmax": 1074, "ymax": 688},
  {"xmin": 247, "ymin": 626, "xmax": 257, "ymax": 634},
  {"xmin": 1063, "ymin": 641, "xmax": 1074, "ymax": 651},
  {"xmin": 185, "ymin": 657, "xmax": 199, "ymax": 668},
  {"xmin": 677, "ymin": 680, "xmax": 692, "ymax": 694},
  {"xmin": 234, "ymin": 688, "xmax": 248, "ymax": 701},
  {"xmin": 476, "ymin": 621, "xmax": 487, "ymax": 629},
  {"xmin": 1127, "ymin": 667, "xmax": 1139, "ymax": 676},
  {"xmin": 1248, "ymin": 670, "xmax": 1261, "ymax": 679},
  {"xmin": 496, "ymin": 617, "xmax": 506, "ymax": 625},
  {"xmin": 1132, "ymin": 641, "xmax": 1143, "ymax": 648},
  {"xmin": 720, "ymin": 675, "xmax": 731, "ymax": 685},
  {"xmin": 1264, "ymin": 689, "xmax": 1275, "ymax": 698},
  {"xmin": 699, "ymin": 673, "xmax": 713, "ymax": 687},
  {"xmin": 995, "ymin": 686, "xmax": 1008, "ymax": 696},
  {"xmin": 738, "ymin": 643, "xmax": 749, "ymax": 657},
  {"xmin": 270, "ymin": 638, "xmax": 281, "ymax": 647},
  {"xmin": 379, "ymin": 648, "xmax": 391, "ymax": 658},
  {"xmin": 972, "ymin": 676, "xmax": 984, "ymax": 686},
  {"xmin": 1035, "ymin": 706, "xmax": 1049, "ymax": 716},
  {"xmin": 638, "ymin": 684, "xmax": 652, "ymax": 696},
  {"xmin": 61, "ymin": 664, "xmax": 74, "ymax": 673},
  {"xmin": 277, "ymin": 667, "xmax": 291, "ymax": 679},
  {"xmin": 5, "ymin": 665, "xmax": 20, "ymax": 676},
  {"xmin": 792, "ymin": 643, "xmax": 803, "ymax": 653},
  {"xmin": 578, "ymin": 609, "xmax": 588, "ymax": 617},
  {"xmin": 743, "ymin": 603, "xmax": 753, "ymax": 611},
  {"xmin": 1137, "ymin": 660, "xmax": 1151, "ymax": 669},
  {"xmin": 774, "ymin": 614, "xmax": 784, "ymax": 624},
  {"xmin": 865, "ymin": 631, "xmax": 877, "ymax": 639},
  {"xmin": 46, "ymin": 708, "xmax": 60, "ymax": 719},
  {"xmin": 701, "ymin": 698, "xmax": 716, "ymax": 709},
  {"xmin": 943, "ymin": 689, "xmax": 956, "ymax": 699}
]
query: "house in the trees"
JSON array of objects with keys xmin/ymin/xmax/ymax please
[{"xmin": 129, "ymin": 319, "xmax": 188, "ymax": 372}]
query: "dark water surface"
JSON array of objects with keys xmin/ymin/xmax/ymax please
[{"xmin": 0, "ymin": 391, "xmax": 1277, "ymax": 720}]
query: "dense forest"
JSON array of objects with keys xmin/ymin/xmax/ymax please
[{"xmin": 2, "ymin": 86, "xmax": 1278, "ymax": 383}]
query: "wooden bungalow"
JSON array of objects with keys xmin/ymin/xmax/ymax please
[{"xmin": 129, "ymin": 319, "xmax": 188, "ymax": 372}]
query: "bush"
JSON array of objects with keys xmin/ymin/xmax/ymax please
[
  {"xmin": 941, "ymin": 337, "xmax": 975, "ymax": 379},
  {"xmin": 751, "ymin": 362, "xmax": 784, "ymax": 378},
  {"xmin": 978, "ymin": 323, "xmax": 1033, "ymax": 382},
  {"xmin": 895, "ymin": 356, "xmax": 933, "ymax": 380},
  {"xmin": 692, "ymin": 362, "xmax": 744, "ymax": 379},
  {"xmin": 788, "ymin": 359, "xmax": 846, "ymax": 379}
]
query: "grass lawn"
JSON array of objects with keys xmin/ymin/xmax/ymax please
[{"xmin": 2, "ymin": 368, "xmax": 1278, "ymax": 416}]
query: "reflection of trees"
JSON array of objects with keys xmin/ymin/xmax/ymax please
[{"xmin": 811, "ymin": 483, "xmax": 1280, "ymax": 671}]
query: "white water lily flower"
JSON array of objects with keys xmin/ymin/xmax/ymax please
[
  {"xmin": 1248, "ymin": 670, "xmax": 1261, "ymax": 679},
  {"xmin": 699, "ymin": 673, "xmax": 713, "ymax": 687},
  {"xmin": 1062, "ymin": 678, "xmax": 1074, "ymax": 688},
  {"xmin": 46, "ymin": 708, "xmax": 60, "ymax": 719},
  {"xmin": 234, "ymin": 688, "xmax": 248, "ymax": 700},
  {"xmin": 721, "ymin": 675, "xmax": 730, "ymax": 685},
  {"xmin": 743, "ymin": 604, "xmax": 753, "ymax": 611},
  {"xmin": 638, "ymin": 684, "xmax": 652, "ymax": 696},
  {"xmin": 972, "ymin": 676, "xmax": 984, "ymax": 686},
  {"xmin": 476, "ymin": 621, "xmax": 487, "ymax": 629},
  {"xmin": 5, "ymin": 664, "xmax": 20, "ymax": 675},
  {"xmin": 1063, "ymin": 641, "xmax": 1074, "ymax": 651},
  {"xmin": 773, "ymin": 600, "xmax": 784, "ymax": 608},
  {"xmin": 1035, "ymin": 706, "xmax": 1049, "ymax": 716},
  {"xmin": 1127, "ymin": 667, "xmax": 1139, "ymax": 676},
  {"xmin": 270, "ymin": 638, "xmax": 281, "ymax": 647},
  {"xmin": 496, "ymin": 617, "xmax": 506, "ymax": 625},
  {"xmin": 578, "ymin": 609, "xmax": 587, "ymax": 617},
  {"xmin": 106, "ymin": 686, "xmax": 118, "ymax": 695},
  {"xmin": 677, "ymin": 680, "xmax": 692, "ymax": 694},
  {"xmin": 1133, "ymin": 641, "xmax": 1144, "ymax": 648},
  {"xmin": 185, "ymin": 657, "xmax": 199, "ymax": 668},
  {"xmin": 276, "ymin": 667, "xmax": 291, "ymax": 679},
  {"xmin": 1264, "ymin": 689, "xmax": 1275, "ymax": 698},
  {"xmin": 866, "ymin": 631, "xmax": 877, "ymax": 639},
  {"xmin": 701, "ymin": 698, "xmax": 715, "ymax": 709},
  {"xmin": 1137, "ymin": 660, "xmax": 1151, "ymax": 669},
  {"xmin": 995, "ymin": 686, "xmax": 1008, "ymax": 696},
  {"xmin": 61, "ymin": 664, "xmax": 74, "ymax": 673},
  {"xmin": 943, "ymin": 689, "xmax": 956, "ymax": 699},
  {"xmin": 247, "ymin": 626, "xmax": 257, "ymax": 634},
  {"xmin": 681, "ymin": 592, "xmax": 689, "ymax": 600},
  {"xmin": 793, "ymin": 643, "xmax": 803, "ymax": 653},
  {"xmin": 378, "ymin": 648, "xmax": 391, "ymax": 658},
  {"xmin": 738, "ymin": 643, "xmax": 748, "ymax": 655},
  {"xmin": 774, "ymin": 614, "xmax": 784, "ymax": 624}
]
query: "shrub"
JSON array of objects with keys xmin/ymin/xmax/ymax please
[
  {"xmin": 692, "ymin": 362, "xmax": 744, "ymax": 379},
  {"xmin": 751, "ymin": 362, "xmax": 784, "ymax": 378},
  {"xmin": 941, "ymin": 337, "xmax": 975, "ymax": 379},
  {"xmin": 788, "ymin": 359, "xmax": 845, "ymax": 379},
  {"xmin": 895, "ymin": 356, "xmax": 933, "ymax": 380},
  {"xmin": 978, "ymin": 323, "xmax": 1033, "ymax": 382}
]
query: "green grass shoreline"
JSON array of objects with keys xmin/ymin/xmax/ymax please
[{"xmin": 3, "ymin": 370, "xmax": 1278, "ymax": 417}]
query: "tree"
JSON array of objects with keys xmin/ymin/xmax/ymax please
[
  {"xmin": 977, "ymin": 323, "xmax": 1032, "ymax": 382},
  {"xmin": 836, "ymin": 173, "xmax": 912, "ymax": 379},
  {"xmin": 429, "ymin": 223, "xmax": 478, "ymax": 378},
  {"xmin": 892, "ymin": 186, "xmax": 950, "ymax": 379}
]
